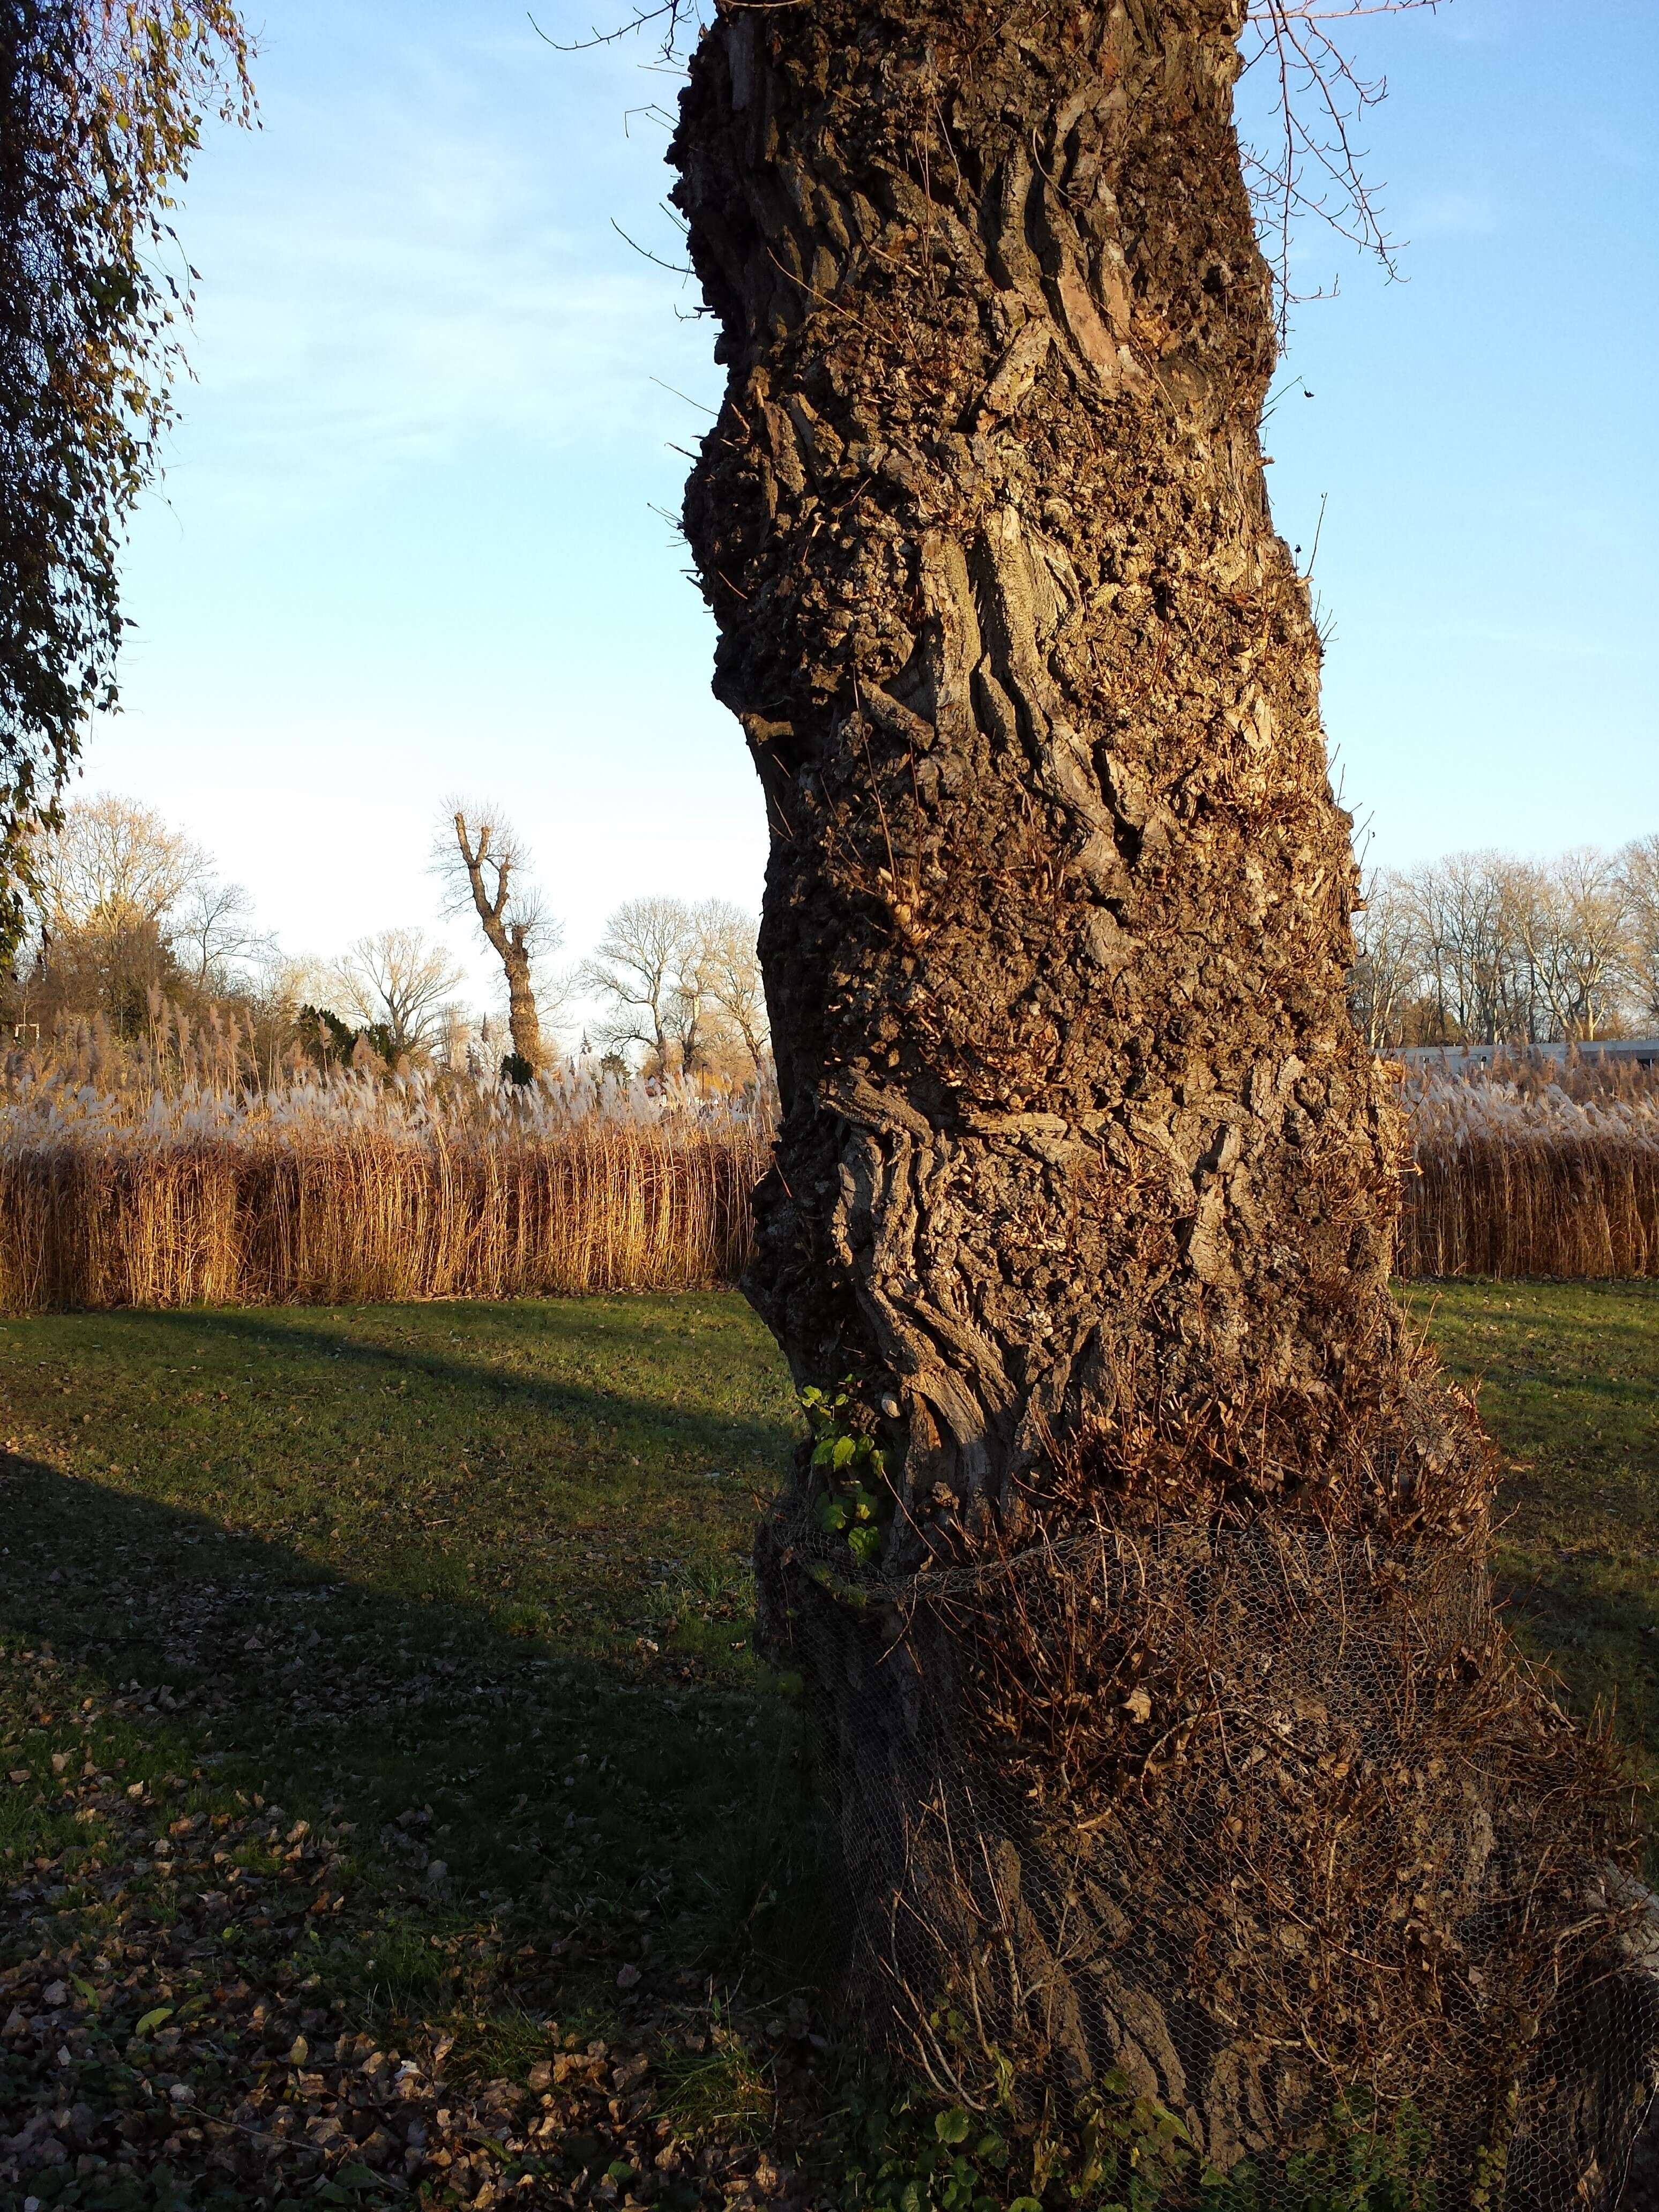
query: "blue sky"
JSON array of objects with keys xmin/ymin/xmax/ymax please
[{"xmin": 92, "ymin": 0, "xmax": 1657, "ymax": 1020}]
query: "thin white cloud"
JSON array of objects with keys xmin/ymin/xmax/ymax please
[
  {"xmin": 1404, "ymin": 187, "xmax": 1499, "ymax": 238},
  {"xmin": 162, "ymin": 16, "xmax": 715, "ymax": 530}
]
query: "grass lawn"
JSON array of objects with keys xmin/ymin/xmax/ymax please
[
  {"xmin": 1, "ymin": 1282, "xmax": 1656, "ymax": 2210},
  {"xmin": 1399, "ymin": 1277, "xmax": 1659, "ymax": 1809},
  {"xmin": 0, "ymin": 1297, "xmax": 826, "ymax": 2212}
]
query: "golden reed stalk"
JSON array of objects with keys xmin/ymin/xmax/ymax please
[
  {"xmin": 0, "ymin": 1021, "xmax": 772, "ymax": 1312},
  {"xmin": 1401, "ymin": 1133, "xmax": 1659, "ymax": 1279},
  {"xmin": 1396, "ymin": 1051, "xmax": 1659, "ymax": 1281},
  {"xmin": 0, "ymin": 1123, "xmax": 769, "ymax": 1311}
]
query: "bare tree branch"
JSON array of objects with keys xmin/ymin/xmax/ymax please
[
  {"xmin": 174, "ymin": 877, "xmax": 274, "ymax": 990},
  {"xmin": 1239, "ymin": 1, "xmax": 1444, "ymax": 338},
  {"xmin": 529, "ymin": 0, "xmax": 692, "ymax": 63}
]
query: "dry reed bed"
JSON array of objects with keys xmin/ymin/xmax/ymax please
[
  {"xmin": 0, "ymin": 1048, "xmax": 771, "ymax": 1312},
  {"xmin": 5, "ymin": 1030, "xmax": 1659, "ymax": 1307},
  {"xmin": 1399, "ymin": 1055, "xmax": 1659, "ymax": 1280},
  {"xmin": 0, "ymin": 1124, "xmax": 768, "ymax": 1310}
]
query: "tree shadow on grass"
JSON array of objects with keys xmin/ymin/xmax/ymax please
[
  {"xmin": 0, "ymin": 1443, "xmax": 830, "ymax": 2002},
  {"xmin": 144, "ymin": 1303, "xmax": 796, "ymax": 1469}
]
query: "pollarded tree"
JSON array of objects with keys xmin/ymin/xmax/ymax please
[
  {"xmin": 665, "ymin": 0, "xmax": 1655, "ymax": 2193},
  {"xmin": 434, "ymin": 803, "xmax": 558, "ymax": 1075}
]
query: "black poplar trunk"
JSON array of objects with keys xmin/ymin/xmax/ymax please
[{"xmin": 667, "ymin": 3, "xmax": 1656, "ymax": 2196}]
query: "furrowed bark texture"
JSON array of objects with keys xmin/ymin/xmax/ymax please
[
  {"xmin": 503, "ymin": 954, "xmax": 542, "ymax": 1073},
  {"xmin": 668, "ymin": 1, "xmax": 1655, "ymax": 2195},
  {"xmin": 672, "ymin": 0, "xmax": 1429, "ymax": 1518}
]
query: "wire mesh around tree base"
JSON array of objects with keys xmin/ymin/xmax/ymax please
[{"xmin": 761, "ymin": 1509, "xmax": 1659, "ymax": 2210}]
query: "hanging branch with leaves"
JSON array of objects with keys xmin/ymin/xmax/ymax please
[{"xmin": 0, "ymin": 0, "xmax": 253, "ymax": 951}]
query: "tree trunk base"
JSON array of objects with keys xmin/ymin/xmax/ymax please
[{"xmin": 760, "ymin": 1508, "xmax": 1659, "ymax": 2207}]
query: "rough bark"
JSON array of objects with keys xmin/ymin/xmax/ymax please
[
  {"xmin": 667, "ymin": 1, "xmax": 1655, "ymax": 2193},
  {"xmin": 670, "ymin": 0, "xmax": 1438, "ymax": 1525},
  {"xmin": 500, "ymin": 951, "xmax": 542, "ymax": 1073}
]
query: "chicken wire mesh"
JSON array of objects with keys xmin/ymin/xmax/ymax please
[{"xmin": 762, "ymin": 1510, "xmax": 1659, "ymax": 2210}]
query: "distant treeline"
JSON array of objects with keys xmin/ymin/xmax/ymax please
[
  {"xmin": 1352, "ymin": 840, "xmax": 1659, "ymax": 1051},
  {"xmin": 3, "ymin": 793, "xmax": 772, "ymax": 1092}
]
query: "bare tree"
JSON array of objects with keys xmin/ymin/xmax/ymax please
[
  {"xmin": 1399, "ymin": 850, "xmax": 1528, "ymax": 1044},
  {"xmin": 32, "ymin": 793, "xmax": 210, "ymax": 937},
  {"xmin": 431, "ymin": 803, "xmax": 558, "ymax": 1074},
  {"xmin": 581, "ymin": 896, "xmax": 766, "ymax": 1077},
  {"xmin": 1508, "ymin": 848, "xmax": 1630, "ymax": 1043},
  {"xmin": 15, "ymin": 793, "xmax": 231, "ymax": 1030},
  {"xmin": 580, "ymin": 896, "xmax": 694, "ymax": 1073},
  {"xmin": 1378, "ymin": 846, "xmax": 1647, "ymax": 1048},
  {"xmin": 329, "ymin": 928, "xmax": 462, "ymax": 1062},
  {"xmin": 691, "ymin": 898, "xmax": 769, "ymax": 1074},
  {"xmin": 666, "ymin": 910, "xmax": 716, "ymax": 1075},
  {"xmin": 1620, "ymin": 834, "xmax": 1659, "ymax": 1029},
  {"xmin": 431, "ymin": 1000, "xmax": 478, "ymax": 1077},
  {"xmin": 1346, "ymin": 868, "xmax": 1418, "ymax": 1050},
  {"xmin": 17, "ymin": 791, "xmax": 276, "ymax": 1016}
]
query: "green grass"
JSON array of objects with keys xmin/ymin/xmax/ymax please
[
  {"xmin": 0, "ymin": 1296, "xmax": 814, "ymax": 1955},
  {"xmin": 0, "ymin": 1296, "xmax": 834, "ymax": 2208},
  {"xmin": 5, "ymin": 1282, "xmax": 1654, "ymax": 1937},
  {"xmin": 1400, "ymin": 1276, "xmax": 1659, "ymax": 1804},
  {"xmin": 1, "ymin": 1296, "xmax": 795, "ymax": 1654},
  {"xmin": 2, "ymin": 1283, "xmax": 1655, "ymax": 2207}
]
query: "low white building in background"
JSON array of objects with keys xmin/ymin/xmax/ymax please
[{"xmin": 1396, "ymin": 1040, "xmax": 1659, "ymax": 1073}]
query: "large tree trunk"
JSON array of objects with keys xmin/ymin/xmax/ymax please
[
  {"xmin": 667, "ymin": 3, "xmax": 1656, "ymax": 2198},
  {"xmin": 452, "ymin": 813, "xmax": 544, "ymax": 1074},
  {"xmin": 501, "ymin": 944, "xmax": 542, "ymax": 1074}
]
